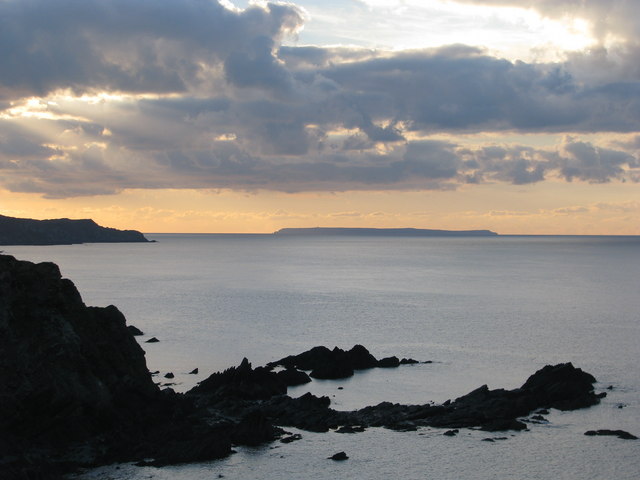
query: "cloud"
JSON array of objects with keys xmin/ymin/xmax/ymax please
[
  {"xmin": 558, "ymin": 137, "xmax": 637, "ymax": 183},
  {"xmin": 459, "ymin": 145, "xmax": 548, "ymax": 185},
  {"xmin": 0, "ymin": 0, "xmax": 304, "ymax": 101},
  {"xmin": 0, "ymin": 0, "xmax": 639, "ymax": 199},
  {"xmin": 451, "ymin": 0, "xmax": 640, "ymax": 43}
]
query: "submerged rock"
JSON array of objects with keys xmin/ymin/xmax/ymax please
[
  {"xmin": 280, "ymin": 433, "xmax": 303, "ymax": 443},
  {"xmin": 584, "ymin": 430, "xmax": 638, "ymax": 440},
  {"xmin": 329, "ymin": 451, "xmax": 349, "ymax": 461}
]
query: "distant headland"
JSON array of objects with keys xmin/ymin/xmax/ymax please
[
  {"xmin": 274, "ymin": 227, "xmax": 498, "ymax": 237},
  {"xmin": 0, "ymin": 214, "xmax": 150, "ymax": 245}
]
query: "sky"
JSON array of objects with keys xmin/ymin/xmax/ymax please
[{"xmin": 0, "ymin": 0, "xmax": 639, "ymax": 234}]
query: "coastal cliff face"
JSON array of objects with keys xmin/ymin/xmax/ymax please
[
  {"xmin": 0, "ymin": 254, "xmax": 159, "ymax": 475},
  {"xmin": 0, "ymin": 254, "xmax": 240, "ymax": 479},
  {"xmin": 0, "ymin": 214, "xmax": 149, "ymax": 245}
]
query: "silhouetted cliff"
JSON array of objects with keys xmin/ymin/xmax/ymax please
[{"xmin": 0, "ymin": 214, "xmax": 149, "ymax": 245}]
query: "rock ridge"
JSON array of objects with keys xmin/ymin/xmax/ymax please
[{"xmin": 0, "ymin": 214, "xmax": 149, "ymax": 245}]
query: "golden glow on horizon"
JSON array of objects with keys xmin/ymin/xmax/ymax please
[{"xmin": 1, "ymin": 184, "xmax": 638, "ymax": 235}]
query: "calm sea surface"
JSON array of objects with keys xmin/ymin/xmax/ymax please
[{"xmin": 5, "ymin": 234, "xmax": 640, "ymax": 479}]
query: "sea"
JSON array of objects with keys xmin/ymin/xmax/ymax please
[{"xmin": 4, "ymin": 234, "xmax": 640, "ymax": 479}]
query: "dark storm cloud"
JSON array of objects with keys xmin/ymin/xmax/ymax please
[
  {"xmin": 0, "ymin": 0, "xmax": 304, "ymax": 100},
  {"xmin": 1, "ymin": 0, "xmax": 640, "ymax": 198}
]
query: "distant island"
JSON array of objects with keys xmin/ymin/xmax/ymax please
[
  {"xmin": 0, "ymin": 214, "xmax": 150, "ymax": 245},
  {"xmin": 274, "ymin": 227, "xmax": 498, "ymax": 237}
]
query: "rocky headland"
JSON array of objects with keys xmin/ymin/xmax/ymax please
[
  {"xmin": 0, "ymin": 214, "xmax": 149, "ymax": 245},
  {"xmin": 0, "ymin": 253, "xmax": 615, "ymax": 479}
]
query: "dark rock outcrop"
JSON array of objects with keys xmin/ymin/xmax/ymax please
[
  {"xmin": 189, "ymin": 358, "xmax": 287, "ymax": 400},
  {"xmin": 0, "ymin": 255, "xmax": 261, "ymax": 478},
  {"xmin": 400, "ymin": 358, "xmax": 420, "ymax": 365},
  {"xmin": 329, "ymin": 451, "xmax": 349, "ymax": 460},
  {"xmin": 0, "ymin": 254, "xmax": 159, "ymax": 476},
  {"xmin": 0, "ymin": 214, "xmax": 149, "ymax": 245},
  {"xmin": 377, "ymin": 356, "xmax": 400, "ymax": 368},
  {"xmin": 245, "ymin": 362, "xmax": 602, "ymax": 434},
  {"xmin": 277, "ymin": 367, "xmax": 312, "ymax": 386},
  {"xmin": 269, "ymin": 344, "xmax": 405, "ymax": 379},
  {"xmin": 584, "ymin": 429, "xmax": 638, "ymax": 440}
]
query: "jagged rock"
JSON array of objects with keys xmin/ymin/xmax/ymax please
[
  {"xmin": 189, "ymin": 358, "xmax": 286, "ymax": 400},
  {"xmin": 585, "ymin": 430, "xmax": 638, "ymax": 440},
  {"xmin": 146, "ymin": 337, "xmax": 160, "ymax": 343},
  {"xmin": 347, "ymin": 344, "xmax": 379, "ymax": 369},
  {"xmin": 271, "ymin": 345, "xmax": 334, "ymax": 371},
  {"xmin": 189, "ymin": 368, "xmax": 199, "ymax": 375},
  {"xmin": 127, "ymin": 325, "xmax": 144, "ymax": 336},
  {"xmin": 269, "ymin": 345, "xmax": 406, "ymax": 378},
  {"xmin": 443, "ymin": 429, "xmax": 459, "ymax": 436},
  {"xmin": 165, "ymin": 372, "xmax": 175, "ymax": 379}
]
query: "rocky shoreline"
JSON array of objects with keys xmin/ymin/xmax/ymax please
[{"xmin": 0, "ymin": 254, "xmax": 619, "ymax": 479}]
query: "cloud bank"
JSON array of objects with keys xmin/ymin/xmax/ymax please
[{"xmin": 0, "ymin": 0, "xmax": 639, "ymax": 198}]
